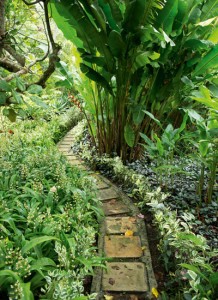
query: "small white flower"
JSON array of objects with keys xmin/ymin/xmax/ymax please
[{"xmin": 50, "ymin": 186, "xmax": 57, "ymax": 193}]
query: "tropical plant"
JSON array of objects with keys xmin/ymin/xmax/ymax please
[{"xmin": 50, "ymin": 0, "xmax": 218, "ymax": 161}]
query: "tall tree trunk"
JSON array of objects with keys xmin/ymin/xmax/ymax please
[{"xmin": 0, "ymin": 0, "xmax": 6, "ymax": 54}]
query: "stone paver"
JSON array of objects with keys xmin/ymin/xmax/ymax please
[
  {"xmin": 105, "ymin": 217, "xmax": 138, "ymax": 234},
  {"xmin": 68, "ymin": 159, "xmax": 83, "ymax": 165},
  {"xmin": 102, "ymin": 262, "xmax": 148, "ymax": 292},
  {"xmin": 102, "ymin": 199, "xmax": 130, "ymax": 215},
  {"xmin": 104, "ymin": 235, "xmax": 142, "ymax": 257},
  {"xmin": 91, "ymin": 174, "xmax": 109, "ymax": 189},
  {"xmin": 58, "ymin": 129, "xmax": 157, "ymax": 299},
  {"xmin": 97, "ymin": 188, "xmax": 120, "ymax": 201}
]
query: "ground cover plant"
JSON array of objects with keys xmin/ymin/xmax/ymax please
[{"xmin": 0, "ymin": 111, "xmax": 102, "ymax": 299}]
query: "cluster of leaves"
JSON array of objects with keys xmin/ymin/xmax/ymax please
[{"xmin": 0, "ymin": 115, "xmax": 102, "ymax": 299}]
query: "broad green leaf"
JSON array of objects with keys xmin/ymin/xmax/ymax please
[
  {"xmin": 98, "ymin": 0, "xmax": 120, "ymax": 31},
  {"xmin": 173, "ymin": 0, "xmax": 195, "ymax": 31},
  {"xmin": 80, "ymin": 63, "xmax": 113, "ymax": 95},
  {"xmin": 193, "ymin": 44, "xmax": 218, "ymax": 76},
  {"xmin": 12, "ymin": 90, "xmax": 23, "ymax": 104},
  {"xmin": 0, "ymin": 80, "xmax": 12, "ymax": 92},
  {"xmin": 16, "ymin": 77, "xmax": 26, "ymax": 92},
  {"xmin": 22, "ymin": 236, "xmax": 59, "ymax": 254},
  {"xmin": 107, "ymin": 0, "xmax": 123, "ymax": 24},
  {"xmin": 27, "ymin": 84, "xmax": 43, "ymax": 94},
  {"xmin": 124, "ymin": 124, "xmax": 135, "ymax": 147},
  {"xmin": 49, "ymin": 1, "xmax": 83, "ymax": 48},
  {"xmin": 201, "ymin": 0, "xmax": 218, "ymax": 19},
  {"xmin": 123, "ymin": 0, "xmax": 147, "ymax": 31},
  {"xmin": 133, "ymin": 107, "xmax": 145, "ymax": 125},
  {"xmin": 184, "ymin": 39, "xmax": 213, "ymax": 51},
  {"xmin": 108, "ymin": 30, "xmax": 125, "ymax": 58},
  {"xmin": 155, "ymin": 0, "xmax": 178, "ymax": 34}
]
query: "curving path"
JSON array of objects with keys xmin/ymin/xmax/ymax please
[{"xmin": 57, "ymin": 129, "xmax": 157, "ymax": 300}]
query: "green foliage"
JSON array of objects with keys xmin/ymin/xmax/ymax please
[
  {"xmin": 50, "ymin": 0, "xmax": 218, "ymax": 161},
  {"xmin": 0, "ymin": 114, "xmax": 102, "ymax": 299}
]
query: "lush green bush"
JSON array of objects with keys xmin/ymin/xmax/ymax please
[{"xmin": 0, "ymin": 113, "xmax": 102, "ymax": 299}]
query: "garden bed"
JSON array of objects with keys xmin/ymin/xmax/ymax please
[{"xmin": 71, "ymin": 122, "xmax": 218, "ymax": 299}]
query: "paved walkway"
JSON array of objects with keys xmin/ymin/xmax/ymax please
[{"xmin": 58, "ymin": 130, "xmax": 157, "ymax": 300}]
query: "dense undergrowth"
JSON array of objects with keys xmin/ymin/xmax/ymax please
[
  {"xmin": 71, "ymin": 120, "xmax": 218, "ymax": 300},
  {"xmin": 0, "ymin": 109, "xmax": 102, "ymax": 300}
]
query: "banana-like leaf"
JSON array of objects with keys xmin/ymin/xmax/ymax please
[
  {"xmin": 98, "ymin": 0, "xmax": 121, "ymax": 31},
  {"xmin": 201, "ymin": 0, "xmax": 218, "ymax": 19},
  {"xmin": 155, "ymin": 0, "xmax": 178, "ymax": 34},
  {"xmin": 107, "ymin": 0, "xmax": 123, "ymax": 25},
  {"xmin": 123, "ymin": 0, "xmax": 146, "ymax": 31},
  {"xmin": 108, "ymin": 30, "xmax": 125, "ymax": 58},
  {"xmin": 49, "ymin": 1, "xmax": 83, "ymax": 49},
  {"xmin": 173, "ymin": 0, "xmax": 195, "ymax": 31},
  {"xmin": 193, "ymin": 44, "xmax": 218, "ymax": 76},
  {"xmin": 80, "ymin": 63, "xmax": 113, "ymax": 95},
  {"xmin": 124, "ymin": 124, "xmax": 135, "ymax": 147}
]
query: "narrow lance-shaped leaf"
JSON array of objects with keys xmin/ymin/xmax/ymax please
[
  {"xmin": 193, "ymin": 44, "xmax": 218, "ymax": 76},
  {"xmin": 22, "ymin": 236, "xmax": 59, "ymax": 255}
]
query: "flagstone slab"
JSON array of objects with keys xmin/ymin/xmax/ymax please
[
  {"xmin": 104, "ymin": 235, "xmax": 142, "ymax": 258},
  {"xmin": 91, "ymin": 174, "xmax": 109, "ymax": 189},
  {"xmin": 102, "ymin": 199, "xmax": 130, "ymax": 216},
  {"xmin": 105, "ymin": 217, "xmax": 138, "ymax": 234},
  {"xmin": 97, "ymin": 188, "xmax": 120, "ymax": 201},
  {"xmin": 102, "ymin": 262, "xmax": 148, "ymax": 292},
  {"xmin": 68, "ymin": 159, "xmax": 83, "ymax": 166}
]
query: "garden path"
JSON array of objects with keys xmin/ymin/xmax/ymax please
[{"xmin": 57, "ymin": 129, "xmax": 157, "ymax": 300}]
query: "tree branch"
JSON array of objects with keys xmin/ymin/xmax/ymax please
[
  {"xmin": 0, "ymin": 57, "xmax": 22, "ymax": 72},
  {"xmin": 35, "ymin": 0, "xmax": 61, "ymax": 87},
  {"xmin": 0, "ymin": 0, "xmax": 6, "ymax": 54},
  {"xmin": 4, "ymin": 44, "xmax": 26, "ymax": 66},
  {"xmin": 22, "ymin": 0, "xmax": 44, "ymax": 5}
]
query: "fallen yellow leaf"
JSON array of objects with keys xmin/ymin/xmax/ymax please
[
  {"xmin": 141, "ymin": 246, "xmax": 146, "ymax": 251},
  {"xmin": 152, "ymin": 287, "xmax": 159, "ymax": 298},
  {"xmin": 104, "ymin": 295, "xmax": 114, "ymax": 300},
  {"xmin": 125, "ymin": 230, "xmax": 134, "ymax": 237}
]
